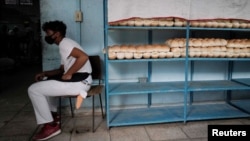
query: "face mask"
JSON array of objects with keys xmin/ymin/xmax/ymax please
[{"xmin": 44, "ymin": 33, "xmax": 56, "ymax": 44}]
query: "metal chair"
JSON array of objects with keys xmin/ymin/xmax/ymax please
[{"xmin": 58, "ymin": 55, "xmax": 104, "ymax": 132}]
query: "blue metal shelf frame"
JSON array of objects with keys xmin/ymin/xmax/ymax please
[
  {"xmin": 108, "ymin": 58, "xmax": 250, "ymax": 62},
  {"xmin": 147, "ymin": 30, "xmax": 153, "ymax": 108},
  {"xmin": 103, "ymin": 0, "xmax": 110, "ymax": 128},
  {"xmin": 108, "ymin": 82, "xmax": 185, "ymax": 95},
  {"xmin": 106, "ymin": 79, "xmax": 250, "ymax": 96},
  {"xmin": 108, "ymin": 26, "xmax": 250, "ymax": 32},
  {"xmin": 103, "ymin": 0, "xmax": 250, "ymax": 128}
]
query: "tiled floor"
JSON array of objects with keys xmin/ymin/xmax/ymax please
[{"xmin": 0, "ymin": 64, "xmax": 250, "ymax": 141}]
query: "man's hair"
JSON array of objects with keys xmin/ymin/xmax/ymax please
[{"xmin": 42, "ymin": 20, "xmax": 67, "ymax": 37}]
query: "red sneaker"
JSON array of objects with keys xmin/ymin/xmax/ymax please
[{"xmin": 33, "ymin": 123, "xmax": 61, "ymax": 141}]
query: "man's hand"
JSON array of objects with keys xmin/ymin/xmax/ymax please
[
  {"xmin": 61, "ymin": 74, "xmax": 72, "ymax": 80},
  {"xmin": 35, "ymin": 73, "xmax": 45, "ymax": 81}
]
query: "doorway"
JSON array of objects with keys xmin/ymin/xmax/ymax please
[
  {"xmin": 0, "ymin": 0, "xmax": 42, "ymax": 90},
  {"xmin": 0, "ymin": 0, "xmax": 41, "ymax": 65}
]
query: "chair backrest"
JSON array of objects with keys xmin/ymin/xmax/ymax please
[{"xmin": 89, "ymin": 55, "xmax": 102, "ymax": 81}]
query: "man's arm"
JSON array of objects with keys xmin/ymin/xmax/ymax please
[
  {"xmin": 35, "ymin": 65, "xmax": 64, "ymax": 81},
  {"xmin": 61, "ymin": 47, "xmax": 88, "ymax": 80}
]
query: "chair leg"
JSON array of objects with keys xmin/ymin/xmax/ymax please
[
  {"xmin": 92, "ymin": 95, "xmax": 95, "ymax": 132},
  {"xmin": 99, "ymin": 94, "xmax": 104, "ymax": 119},
  {"xmin": 91, "ymin": 94, "xmax": 104, "ymax": 133},
  {"xmin": 69, "ymin": 97, "xmax": 74, "ymax": 117}
]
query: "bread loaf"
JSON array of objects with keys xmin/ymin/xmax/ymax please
[
  {"xmin": 232, "ymin": 20, "xmax": 240, "ymax": 28},
  {"xmin": 150, "ymin": 18, "xmax": 159, "ymax": 26},
  {"xmin": 143, "ymin": 18, "xmax": 152, "ymax": 26},
  {"xmin": 118, "ymin": 20, "xmax": 128, "ymax": 26},
  {"xmin": 127, "ymin": 19, "xmax": 135, "ymax": 26},
  {"xmin": 143, "ymin": 45, "xmax": 152, "ymax": 59},
  {"xmin": 158, "ymin": 44, "xmax": 170, "ymax": 58},
  {"xmin": 198, "ymin": 21, "xmax": 206, "ymax": 27},
  {"xmin": 190, "ymin": 21, "xmax": 199, "ymax": 27},
  {"xmin": 151, "ymin": 45, "xmax": 160, "ymax": 59},
  {"xmin": 134, "ymin": 45, "xmax": 144, "ymax": 59},
  {"xmin": 109, "ymin": 22, "xmax": 119, "ymax": 26},
  {"xmin": 108, "ymin": 45, "xmax": 120, "ymax": 59},
  {"xmin": 134, "ymin": 18, "xmax": 144, "ymax": 26},
  {"xmin": 166, "ymin": 52, "xmax": 174, "ymax": 58},
  {"xmin": 124, "ymin": 45, "xmax": 135, "ymax": 59},
  {"xmin": 174, "ymin": 18, "xmax": 185, "ymax": 27},
  {"xmin": 158, "ymin": 18, "xmax": 174, "ymax": 27}
]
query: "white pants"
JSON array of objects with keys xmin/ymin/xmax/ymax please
[{"xmin": 28, "ymin": 76, "xmax": 92, "ymax": 125}]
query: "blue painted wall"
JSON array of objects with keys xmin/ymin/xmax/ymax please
[
  {"xmin": 40, "ymin": 0, "xmax": 250, "ymax": 109},
  {"xmin": 40, "ymin": 0, "xmax": 104, "ymax": 70}
]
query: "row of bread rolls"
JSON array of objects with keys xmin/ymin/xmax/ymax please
[
  {"xmin": 190, "ymin": 20, "xmax": 250, "ymax": 28},
  {"xmin": 182, "ymin": 51, "xmax": 250, "ymax": 58},
  {"xmin": 107, "ymin": 44, "xmax": 250, "ymax": 59},
  {"xmin": 170, "ymin": 46, "xmax": 250, "ymax": 58},
  {"xmin": 166, "ymin": 38, "xmax": 228, "ymax": 48},
  {"xmin": 108, "ymin": 44, "xmax": 172, "ymax": 59},
  {"xmin": 109, "ymin": 18, "xmax": 250, "ymax": 28},
  {"xmin": 166, "ymin": 38, "xmax": 250, "ymax": 48},
  {"xmin": 170, "ymin": 46, "xmax": 227, "ymax": 52},
  {"xmin": 227, "ymin": 39, "xmax": 250, "ymax": 48},
  {"xmin": 109, "ymin": 18, "xmax": 177, "ymax": 27},
  {"xmin": 171, "ymin": 46, "xmax": 250, "ymax": 53}
]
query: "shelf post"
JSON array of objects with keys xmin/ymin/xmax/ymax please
[
  {"xmin": 147, "ymin": 30, "xmax": 153, "ymax": 107},
  {"xmin": 189, "ymin": 61, "xmax": 194, "ymax": 105},
  {"xmin": 184, "ymin": 21, "xmax": 190, "ymax": 123},
  {"xmin": 103, "ymin": 0, "xmax": 110, "ymax": 128},
  {"xmin": 226, "ymin": 61, "xmax": 233, "ymax": 103}
]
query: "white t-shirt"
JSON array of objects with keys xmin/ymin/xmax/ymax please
[{"xmin": 59, "ymin": 38, "xmax": 92, "ymax": 74}]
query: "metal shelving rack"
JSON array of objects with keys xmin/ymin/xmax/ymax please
[{"xmin": 103, "ymin": 0, "xmax": 250, "ymax": 128}]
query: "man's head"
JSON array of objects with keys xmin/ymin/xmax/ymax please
[{"xmin": 42, "ymin": 20, "xmax": 67, "ymax": 45}]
